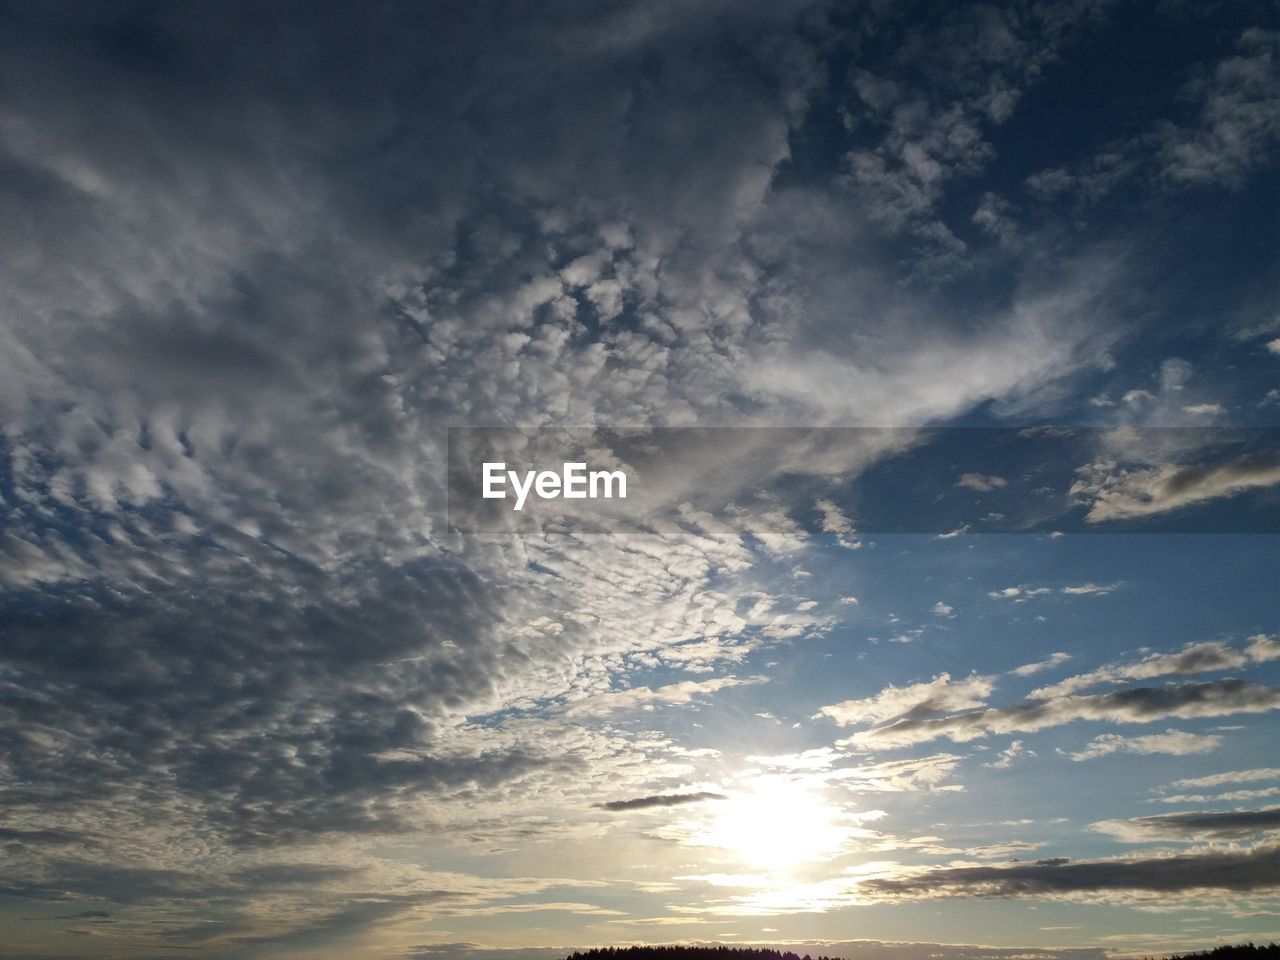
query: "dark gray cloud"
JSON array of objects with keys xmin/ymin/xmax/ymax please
[
  {"xmin": 1092, "ymin": 807, "xmax": 1280, "ymax": 841},
  {"xmin": 229, "ymin": 863, "xmax": 367, "ymax": 887},
  {"xmin": 0, "ymin": 2, "xmax": 842, "ymax": 884},
  {"xmin": 863, "ymin": 844, "xmax": 1280, "ymax": 899},
  {"xmin": 842, "ymin": 678, "xmax": 1280, "ymax": 748},
  {"xmin": 0, "ymin": 545, "xmax": 561, "ymax": 847},
  {"xmin": 1031, "ymin": 639, "xmax": 1258, "ymax": 699},
  {"xmin": 206, "ymin": 891, "xmax": 462, "ymax": 954},
  {"xmin": 0, "ymin": 826, "xmax": 92, "ymax": 848},
  {"xmin": 597, "ymin": 791, "xmax": 727, "ymax": 811},
  {"xmin": 0, "ymin": 860, "xmax": 231, "ymax": 905}
]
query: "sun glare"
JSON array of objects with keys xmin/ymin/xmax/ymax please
[{"xmin": 696, "ymin": 776, "xmax": 851, "ymax": 870}]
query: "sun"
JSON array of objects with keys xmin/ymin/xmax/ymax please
[{"xmin": 695, "ymin": 775, "xmax": 851, "ymax": 870}]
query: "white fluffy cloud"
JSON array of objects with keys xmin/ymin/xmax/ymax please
[
  {"xmin": 1031, "ymin": 639, "xmax": 1264, "ymax": 700},
  {"xmin": 562, "ymin": 676, "xmax": 767, "ymax": 717},
  {"xmin": 1072, "ymin": 454, "xmax": 1280, "ymax": 523},
  {"xmin": 957, "ymin": 472, "xmax": 1007, "ymax": 491},
  {"xmin": 1010, "ymin": 652, "xmax": 1072, "ymax": 677},
  {"xmin": 1067, "ymin": 728, "xmax": 1222, "ymax": 761},
  {"xmin": 819, "ymin": 672, "xmax": 995, "ymax": 727}
]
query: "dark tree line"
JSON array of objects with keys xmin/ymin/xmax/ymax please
[
  {"xmin": 565, "ymin": 948, "xmax": 835, "ymax": 960},
  {"xmin": 563, "ymin": 945, "xmax": 1279, "ymax": 960},
  {"xmin": 1161, "ymin": 946, "xmax": 1280, "ymax": 960}
]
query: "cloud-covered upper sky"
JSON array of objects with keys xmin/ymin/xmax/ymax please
[{"xmin": 0, "ymin": 1, "xmax": 1277, "ymax": 957}]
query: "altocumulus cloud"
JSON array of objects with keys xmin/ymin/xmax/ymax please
[
  {"xmin": 1091, "ymin": 807, "xmax": 1280, "ymax": 841},
  {"xmin": 861, "ymin": 845, "xmax": 1280, "ymax": 901},
  {"xmin": 1067, "ymin": 728, "xmax": 1223, "ymax": 761},
  {"xmin": 837, "ymin": 679, "xmax": 1280, "ymax": 749},
  {"xmin": 0, "ymin": 0, "xmax": 1277, "ymax": 952},
  {"xmin": 826, "ymin": 635, "xmax": 1280, "ymax": 751}
]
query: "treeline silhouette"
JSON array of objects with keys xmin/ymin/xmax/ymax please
[
  {"xmin": 1160, "ymin": 946, "xmax": 1279, "ymax": 960},
  {"xmin": 566, "ymin": 949, "xmax": 834, "ymax": 960},
  {"xmin": 563, "ymin": 946, "xmax": 1279, "ymax": 960}
]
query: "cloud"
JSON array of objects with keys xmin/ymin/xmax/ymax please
[
  {"xmin": 1158, "ymin": 786, "xmax": 1280, "ymax": 805},
  {"xmin": 815, "ymin": 498, "xmax": 856, "ymax": 534},
  {"xmin": 0, "ymin": 1, "xmax": 1273, "ymax": 950},
  {"xmin": 1166, "ymin": 767, "xmax": 1280, "ymax": 790},
  {"xmin": 835, "ymin": 2, "xmax": 1115, "ymax": 278},
  {"xmin": 818, "ymin": 673, "xmax": 995, "ymax": 727},
  {"xmin": 988, "ymin": 583, "xmax": 1113, "ymax": 600},
  {"xmin": 840, "ymin": 679, "xmax": 1280, "ymax": 750},
  {"xmin": 814, "ymin": 497, "xmax": 863, "ymax": 550},
  {"xmin": 1091, "ymin": 808, "xmax": 1280, "ymax": 841},
  {"xmin": 597, "ymin": 792, "xmax": 727, "ymax": 812},
  {"xmin": 1058, "ymin": 582, "xmax": 1117, "ymax": 595},
  {"xmin": 1010, "ymin": 652, "xmax": 1072, "ymax": 677},
  {"xmin": 1246, "ymin": 633, "xmax": 1280, "ymax": 662},
  {"xmin": 831, "ymin": 642, "xmax": 1274, "ymax": 754},
  {"xmin": 1030, "ymin": 640, "xmax": 1257, "ymax": 699},
  {"xmin": 988, "ymin": 585, "xmax": 1052, "ymax": 599},
  {"xmin": 1028, "ymin": 28, "xmax": 1280, "ymax": 199},
  {"xmin": 972, "ymin": 192, "xmax": 1018, "ymax": 246},
  {"xmin": 1152, "ymin": 764, "xmax": 1280, "ymax": 805},
  {"xmin": 860, "ymin": 844, "xmax": 1280, "ymax": 900},
  {"xmin": 985, "ymin": 740, "xmax": 1030, "ymax": 769},
  {"xmin": 1158, "ymin": 28, "xmax": 1280, "ymax": 188},
  {"xmin": 931, "ymin": 601, "xmax": 955, "ymax": 616},
  {"xmin": 563, "ymin": 676, "xmax": 767, "ymax": 717},
  {"xmin": 957, "ymin": 473, "xmax": 1007, "ymax": 492},
  {"xmin": 749, "ymin": 748, "xmax": 841, "ymax": 772},
  {"xmin": 1067, "ymin": 728, "xmax": 1222, "ymax": 761},
  {"xmin": 229, "ymin": 863, "xmax": 367, "ymax": 887},
  {"xmin": 0, "ymin": 11, "xmax": 869, "ymax": 925},
  {"xmin": 839, "ymin": 753, "xmax": 966, "ymax": 793},
  {"xmin": 1071, "ymin": 452, "xmax": 1280, "ymax": 523}
]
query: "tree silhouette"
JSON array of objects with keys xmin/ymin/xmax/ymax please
[{"xmin": 562, "ymin": 944, "xmax": 1279, "ymax": 960}]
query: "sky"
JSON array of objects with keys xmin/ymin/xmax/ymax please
[{"xmin": 0, "ymin": 1, "xmax": 1278, "ymax": 958}]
